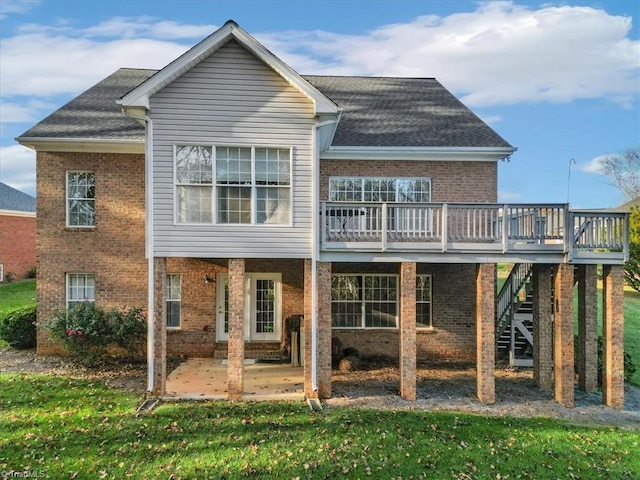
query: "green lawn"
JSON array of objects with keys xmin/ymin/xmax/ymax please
[
  {"xmin": 0, "ymin": 374, "xmax": 637, "ymax": 479},
  {"xmin": 0, "ymin": 279, "xmax": 36, "ymax": 315}
]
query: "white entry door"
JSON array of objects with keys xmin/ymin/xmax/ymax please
[{"xmin": 216, "ymin": 272, "xmax": 282, "ymax": 342}]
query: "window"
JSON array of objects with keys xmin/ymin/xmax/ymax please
[
  {"xmin": 416, "ymin": 274, "xmax": 432, "ymax": 328},
  {"xmin": 166, "ymin": 274, "xmax": 181, "ymax": 328},
  {"xmin": 67, "ymin": 172, "xmax": 95, "ymax": 227},
  {"xmin": 175, "ymin": 145, "xmax": 291, "ymax": 225},
  {"xmin": 329, "ymin": 177, "xmax": 431, "ymax": 203},
  {"xmin": 66, "ymin": 273, "xmax": 95, "ymax": 308},
  {"xmin": 331, "ymin": 274, "xmax": 398, "ymax": 328}
]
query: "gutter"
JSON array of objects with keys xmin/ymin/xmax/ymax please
[
  {"xmin": 144, "ymin": 115, "xmax": 155, "ymax": 394},
  {"xmin": 311, "ymin": 114, "xmax": 341, "ymax": 393}
]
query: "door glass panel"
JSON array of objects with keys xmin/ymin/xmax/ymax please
[{"xmin": 255, "ymin": 279, "xmax": 275, "ymax": 333}]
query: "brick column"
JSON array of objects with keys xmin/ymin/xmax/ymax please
[
  {"xmin": 577, "ymin": 265, "xmax": 598, "ymax": 392},
  {"xmin": 476, "ymin": 263, "xmax": 495, "ymax": 404},
  {"xmin": 227, "ymin": 258, "xmax": 245, "ymax": 400},
  {"xmin": 533, "ymin": 264, "xmax": 553, "ymax": 391},
  {"xmin": 554, "ymin": 263, "xmax": 575, "ymax": 408},
  {"xmin": 151, "ymin": 257, "xmax": 167, "ymax": 397},
  {"xmin": 316, "ymin": 261, "xmax": 332, "ymax": 399},
  {"xmin": 399, "ymin": 262, "xmax": 417, "ymax": 400},
  {"xmin": 303, "ymin": 258, "xmax": 314, "ymax": 397},
  {"xmin": 603, "ymin": 265, "xmax": 625, "ymax": 410}
]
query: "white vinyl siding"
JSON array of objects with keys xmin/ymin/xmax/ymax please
[{"xmin": 150, "ymin": 40, "xmax": 315, "ymax": 258}]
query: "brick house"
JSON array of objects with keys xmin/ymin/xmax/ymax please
[
  {"xmin": 18, "ymin": 22, "xmax": 629, "ymax": 408},
  {"xmin": 0, "ymin": 182, "xmax": 36, "ymax": 282}
]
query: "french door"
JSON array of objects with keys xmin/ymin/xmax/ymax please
[{"xmin": 216, "ymin": 272, "xmax": 281, "ymax": 342}]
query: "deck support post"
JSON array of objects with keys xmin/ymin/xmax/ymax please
[
  {"xmin": 399, "ymin": 262, "xmax": 417, "ymax": 400},
  {"xmin": 151, "ymin": 257, "xmax": 167, "ymax": 397},
  {"xmin": 554, "ymin": 263, "xmax": 575, "ymax": 407},
  {"xmin": 603, "ymin": 265, "xmax": 625, "ymax": 410},
  {"xmin": 577, "ymin": 265, "xmax": 598, "ymax": 393},
  {"xmin": 303, "ymin": 259, "xmax": 314, "ymax": 397},
  {"xmin": 476, "ymin": 263, "xmax": 495, "ymax": 404},
  {"xmin": 316, "ymin": 261, "xmax": 332, "ymax": 399},
  {"xmin": 533, "ymin": 264, "xmax": 553, "ymax": 391},
  {"xmin": 227, "ymin": 258, "xmax": 245, "ymax": 400}
]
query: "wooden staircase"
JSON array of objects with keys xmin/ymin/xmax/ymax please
[{"xmin": 496, "ymin": 263, "xmax": 534, "ymax": 367}]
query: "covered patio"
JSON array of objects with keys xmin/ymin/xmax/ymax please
[{"xmin": 165, "ymin": 358, "xmax": 304, "ymax": 401}]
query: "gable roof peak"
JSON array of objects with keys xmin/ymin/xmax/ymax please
[{"xmin": 119, "ymin": 21, "xmax": 339, "ymax": 115}]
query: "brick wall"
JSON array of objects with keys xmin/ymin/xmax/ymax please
[
  {"xmin": 0, "ymin": 212, "xmax": 36, "ymax": 281},
  {"xmin": 320, "ymin": 160, "xmax": 497, "ymax": 202},
  {"xmin": 165, "ymin": 258, "xmax": 305, "ymax": 358},
  {"xmin": 36, "ymin": 152, "xmax": 147, "ymax": 354},
  {"xmin": 332, "ymin": 262, "xmax": 477, "ymax": 362}
]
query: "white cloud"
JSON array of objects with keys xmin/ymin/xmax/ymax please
[
  {"xmin": 0, "ymin": 145, "xmax": 36, "ymax": 196},
  {"xmin": 498, "ymin": 191, "xmax": 523, "ymax": 201},
  {"xmin": 0, "ymin": 0, "xmax": 41, "ymax": 19},
  {"xmin": 0, "ymin": 2, "xmax": 638, "ymax": 108},
  {"xmin": 0, "ymin": 100, "xmax": 53, "ymax": 123},
  {"xmin": 580, "ymin": 155, "xmax": 608, "ymax": 174},
  {"xmin": 478, "ymin": 114, "xmax": 503, "ymax": 125}
]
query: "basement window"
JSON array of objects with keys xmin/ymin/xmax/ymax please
[
  {"xmin": 331, "ymin": 274, "xmax": 398, "ymax": 329},
  {"xmin": 166, "ymin": 274, "xmax": 181, "ymax": 328}
]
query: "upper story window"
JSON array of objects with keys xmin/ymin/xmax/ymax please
[
  {"xmin": 67, "ymin": 172, "xmax": 95, "ymax": 227},
  {"xmin": 66, "ymin": 273, "xmax": 95, "ymax": 308},
  {"xmin": 329, "ymin": 177, "xmax": 431, "ymax": 203},
  {"xmin": 175, "ymin": 145, "xmax": 291, "ymax": 225}
]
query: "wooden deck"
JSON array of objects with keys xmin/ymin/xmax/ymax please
[{"xmin": 321, "ymin": 202, "xmax": 629, "ymax": 264}]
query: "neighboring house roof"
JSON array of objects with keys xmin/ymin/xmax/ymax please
[
  {"xmin": 305, "ymin": 76, "xmax": 511, "ymax": 148},
  {"xmin": 0, "ymin": 182, "xmax": 36, "ymax": 212},
  {"xmin": 609, "ymin": 197, "xmax": 640, "ymax": 212},
  {"xmin": 19, "ymin": 68, "xmax": 155, "ymax": 142}
]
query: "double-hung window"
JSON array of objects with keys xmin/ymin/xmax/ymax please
[
  {"xmin": 331, "ymin": 274, "xmax": 398, "ymax": 328},
  {"xmin": 175, "ymin": 145, "xmax": 291, "ymax": 225},
  {"xmin": 416, "ymin": 274, "xmax": 433, "ymax": 329},
  {"xmin": 166, "ymin": 274, "xmax": 181, "ymax": 328},
  {"xmin": 67, "ymin": 172, "xmax": 95, "ymax": 227},
  {"xmin": 66, "ymin": 273, "xmax": 95, "ymax": 308}
]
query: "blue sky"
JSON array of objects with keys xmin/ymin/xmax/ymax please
[{"xmin": 0, "ymin": 0, "xmax": 638, "ymax": 207}]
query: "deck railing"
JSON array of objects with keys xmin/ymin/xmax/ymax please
[{"xmin": 321, "ymin": 202, "xmax": 629, "ymax": 261}]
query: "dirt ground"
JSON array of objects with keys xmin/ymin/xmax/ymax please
[{"xmin": 1, "ymin": 347, "xmax": 638, "ymax": 429}]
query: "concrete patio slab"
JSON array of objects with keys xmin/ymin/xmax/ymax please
[{"xmin": 165, "ymin": 358, "xmax": 305, "ymax": 401}]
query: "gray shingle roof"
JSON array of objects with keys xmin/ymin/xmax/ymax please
[
  {"xmin": 0, "ymin": 182, "xmax": 36, "ymax": 212},
  {"xmin": 19, "ymin": 68, "xmax": 155, "ymax": 141},
  {"xmin": 304, "ymin": 76, "xmax": 512, "ymax": 148},
  {"xmin": 19, "ymin": 69, "xmax": 512, "ymax": 149}
]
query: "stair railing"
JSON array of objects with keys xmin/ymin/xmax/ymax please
[{"xmin": 496, "ymin": 263, "xmax": 533, "ymax": 340}]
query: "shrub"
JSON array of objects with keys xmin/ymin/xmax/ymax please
[
  {"xmin": 5, "ymin": 271, "xmax": 16, "ymax": 283},
  {"xmin": 27, "ymin": 266, "xmax": 36, "ymax": 279},
  {"xmin": 0, "ymin": 305, "xmax": 37, "ymax": 349},
  {"xmin": 44, "ymin": 303, "xmax": 146, "ymax": 365}
]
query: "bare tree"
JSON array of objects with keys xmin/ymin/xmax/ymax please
[{"xmin": 600, "ymin": 148, "xmax": 640, "ymax": 200}]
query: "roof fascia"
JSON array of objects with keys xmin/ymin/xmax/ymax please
[
  {"xmin": 118, "ymin": 22, "xmax": 339, "ymax": 115},
  {"xmin": 16, "ymin": 137, "xmax": 144, "ymax": 154},
  {"xmin": 321, "ymin": 146, "xmax": 517, "ymax": 162},
  {"xmin": 0, "ymin": 209, "xmax": 36, "ymax": 218}
]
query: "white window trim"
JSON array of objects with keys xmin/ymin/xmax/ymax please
[
  {"xmin": 331, "ymin": 273, "xmax": 399, "ymax": 329},
  {"xmin": 66, "ymin": 273, "xmax": 95, "ymax": 308},
  {"xmin": 166, "ymin": 274, "xmax": 181, "ymax": 329},
  {"xmin": 66, "ymin": 171, "xmax": 96, "ymax": 228},
  {"xmin": 416, "ymin": 274, "xmax": 433, "ymax": 330},
  {"xmin": 173, "ymin": 144, "xmax": 293, "ymax": 227},
  {"xmin": 328, "ymin": 176, "xmax": 432, "ymax": 203}
]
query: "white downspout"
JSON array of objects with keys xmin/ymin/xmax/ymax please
[
  {"xmin": 311, "ymin": 115, "xmax": 340, "ymax": 392},
  {"xmin": 144, "ymin": 115, "xmax": 154, "ymax": 393}
]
